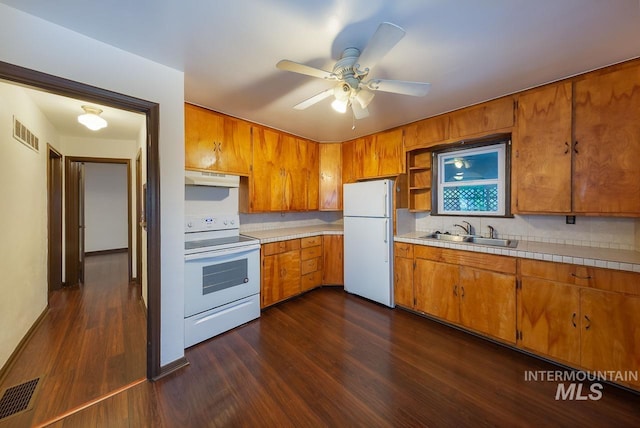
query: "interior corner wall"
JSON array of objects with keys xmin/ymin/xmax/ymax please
[
  {"xmin": 0, "ymin": 3, "xmax": 186, "ymax": 367},
  {"xmin": 0, "ymin": 81, "xmax": 60, "ymax": 370}
]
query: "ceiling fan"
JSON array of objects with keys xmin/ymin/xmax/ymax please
[{"xmin": 276, "ymin": 22, "xmax": 431, "ymax": 120}]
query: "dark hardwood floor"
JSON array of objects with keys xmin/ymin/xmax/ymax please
[
  {"xmin": 35, "ymin": 287, "xmax": 640, "ymax": 427},
  {"xmin": 0, "ymin": 253, "xmax": 146, "ymax": 428}
]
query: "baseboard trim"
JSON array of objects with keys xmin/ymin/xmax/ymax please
[
  {"xmin": 85, "ymin": 248, "xmax": 128, "ymax": 257},
  {"xmin": 152, "ymin": 357, "xmax": 189, "ymax": 381},
  {"xmin": 0, "ymin": 306, "xmax": 49, "ymax": 384}
]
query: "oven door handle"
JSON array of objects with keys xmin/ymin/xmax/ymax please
[{"xmin": 185, "ymin": 244, "xmax": 260, "ymax": 261}]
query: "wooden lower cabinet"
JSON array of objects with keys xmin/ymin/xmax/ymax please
[
  {"xmin": 322, "ymin": 235, "xmax": 343, "ymax": 286},
  {"xmin": 414, "ymin": 259, "xmax": 460, "ymax": 323},
  {"xmin": 393, "ymin": 242, "xmax": 414, "ymax": 307},
  {"xmin": 519, "ymin": 277, "xmax": 581, "ymax": 365},
  {"xmin": 301, "ymin": 236, "xmax": 322, "ymax": 292},
  {"xmin": 261, "ymin": 239, "xmax": 301, "ymax": 307},
  {"xmin": 518, "ymin": 259, "xmax": 640, "ymax": 390}
]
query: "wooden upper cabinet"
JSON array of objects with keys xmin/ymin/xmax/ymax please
[
  {"xmin": 573, "ymin": 64, "xmax": 640, "ymax": 215},
  {"xmin": 354, "ymin": 129, "xmax": 404, "ymax": 179},
  {"xmin": 341, "ymin": 139, "xmax": 356, "ymax": 184},
  {"xmin": 404, "ymin": 115, "xmax": 449, "ymax": 150},
  {"xmin": 319, "ymin": 143, "xmax": 342, "ymax": 210},
  {"xmin": 449, "ymin": 96, "xmax": 515, "ymax": 139},
  {"xmin": 184, "ymin": 103, "xmax": 252, "ymax": 175},
  {"xmin": 513, "ymin": 82, "xmax": 573, "ymax": 213}
]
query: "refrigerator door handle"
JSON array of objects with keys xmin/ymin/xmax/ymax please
[
  {"xmin": 384, "ymin": 189, "xmax": 388, "ymax": 218},
  {"xmin": 384, "ymin": 219, "xmax": 389, "ymax": 262}
]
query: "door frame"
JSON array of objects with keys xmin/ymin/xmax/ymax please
[
  {"xmin": 65, "ymin": 157, "xmax": 133, "ymax": 285},
  {"xmin": 0, "ymin": 60, "xmax": 162, "ymax": 380},
  {"xmin": 135, "ymin": 148, "xmax": 143, "ymax": 290},
  {"xmin": 47, "ymin": 144, "xmax": 63, "ymax": 293}
]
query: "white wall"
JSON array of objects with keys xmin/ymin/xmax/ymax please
[
  {"xmin": 0, "ymin": 81, "xmax": 60, "ymax": 369},
  {"xmin": 0, "ymin": 3, "xmax": 185, "ymax": 367},
  {"xmin": 84, "ymin": 163, "xmax": 128, "ymax": 252}
]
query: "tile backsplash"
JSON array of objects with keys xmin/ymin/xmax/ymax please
[
  {"xmin": 240, "ymin": 211, "xmax": 342, "ymax": 233},
  {"xmin": 415, "ymin": 213, "xmax": 637, "ymax": 251}
]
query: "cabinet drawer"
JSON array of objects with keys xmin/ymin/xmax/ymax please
[
  {"xmin": 301, "ymin": 270, "xmax": 322, "ymax": 291},
  {"xmin": 301, "ymin": 236, "xmax": 322, "ymax": 248},
  {"xmin": 301, "ymin": 257, "xmax": 321, "ymax": 275},
  {"xmin": 301, "ymin": 245, "xmax": 322, "ymax": 260},
  {"xmin": 520, "ymin": 259, "xmax": 640, "ymax": 296},
  {"xmin": 262, "ymin": 239, "xmax": 300, "ymax": 256},
  {"xmin": 394, "ymin": 242, "xmax": 413, "ymax": 259},
  {"xmin": 414, "ymin": 245, "xmax": 516, "ymax": 274}
]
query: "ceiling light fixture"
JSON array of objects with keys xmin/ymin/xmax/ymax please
[
  {"xmin": 78, "ymin": 105, "xmax": 107, "ymax": 131},
  {"xmin": 331, "ymin": 98, "xmax": 349, "ymax": 114}
]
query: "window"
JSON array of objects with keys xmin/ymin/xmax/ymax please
[{"xmin": 433, "ymin": 139, "xmax": 511, "ymax": 216}]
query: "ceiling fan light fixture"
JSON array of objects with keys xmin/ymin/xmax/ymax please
[
  {"xmin": 78, "ymin": 105, "xmax": 107, "ymax": 131},
  {"xmin": 355, "ymin": 89, "xmax": 375, "ymax": 109},
  {"xmin": 331, "ymin": 98, "xmax": 348, "ymax": 114}
]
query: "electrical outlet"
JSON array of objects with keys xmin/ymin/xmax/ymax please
[{"xmin": 566, "ymin": 215, "xmax": 576, "ymax": 225}]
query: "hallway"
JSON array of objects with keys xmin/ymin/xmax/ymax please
[{"xmin": 0, "ymin": 253, "xmax": 146, "ymax": 427}]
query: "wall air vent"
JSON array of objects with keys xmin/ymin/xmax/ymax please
[{"xmin": 13, "ymin": 116, "xmax": 39, "ymax": 152}]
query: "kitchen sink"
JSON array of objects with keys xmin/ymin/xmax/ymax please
[{"xmin": 420, "ymin": 233, "xmax": 518, "ymax": 248}]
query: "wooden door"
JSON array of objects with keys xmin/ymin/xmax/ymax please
[
  {"xmin": 519, "ymin": 277, "xmax": 581, "ymax": 365},
  {"xmin": 513, "ymin": 82, "xmax": 572, "ymax": 213},
  {"xmin": 374, "ymin": 128, "xmax": 404, "ymax": 177},
  {"xmin": 251, "ymin": 127, "xmax": 286, "ymax": 212},
  {"xmin": 217, "ymin": 117, "xmax": 252, "ymax": 175},
  {"xmin": 394, "ymin": 256, "xmax": 414, "ymax": 308},
  {"xmin": 459, "ymin": 267, "xmax": 516, "ymax": 343},
  {"xmin": 573, "ymin": 64, "xmax": 640, "ymax": 214},
  {"xmin": 261, "ymin": 251, "xmax": 301, "ymax": 307},
  {"xmin": 184, "ymin": 103, "xmax": 224, "ymax": 171},
  {"xmin": 322, "ymin": 235, "xmax": 343, "ymax": 285},
  {"xmin": 47, "ymin": 146, "xmax": 63, "ymax": 292},
  {"xmin": 414, "ymin": 259, "xmax": 459, "ymax": 323},
  {"xmin": 580, "ymin": 289, "xmax": 640, "ymax": 388},
  {"xmin": 319, "ymin": 143, "xmax": 342, "ymax": 210},
  {"xmin": 65, "ymin": 159, "xmax": 84, "ymax": 287}
]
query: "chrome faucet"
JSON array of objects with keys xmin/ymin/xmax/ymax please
[
  {"xmin": 487, "ymin": 225, "xmax": 496, "ymax": 239},
  {"xmin": 454, "ymin": 221, "xmax": 474, "ymax": 235}
]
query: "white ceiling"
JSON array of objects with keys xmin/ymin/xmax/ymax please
[{"xmin": 2, "ymin": 0, "xmax": 640, "ymax": 142}]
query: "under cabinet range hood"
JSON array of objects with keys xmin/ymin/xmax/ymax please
[{"xmin": 185, "ymin": 170, "xmax": 240, "ymax": 187}]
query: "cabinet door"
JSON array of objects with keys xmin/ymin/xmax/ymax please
[
  {"xmin": 301, "ymin": 139, "xmax": 319, "ymax": 211},
  {"xmin": 513, "ymin": 83, "xmax": 572, "ymax": 213},
  {"xmin": 341, "ymin": 140, "xmax": 356, "ymax": 184},
  {"xmin": 184, "ymin": 103, "xmax": 224, "ymax": 171},
  {"xmin": 251, "ymin": 127, "xmax": 286, "ymax": 212},
  {"xmin": 322, "ymin": 235, "xmax": 343, "ymax": 285},
  {"xmin": 414, "ymin": 259, "xmax": 459, "ymax": 323},
  {"xmin": 404, "ymin": 115, "xmax": 449, "ymax": 150},
  {"xmin": 354, "ymin": 135, "xmax": 375, "ymax": 178},
  {"xmin": 449, "ymin": 97, "xmax": 515, "ymax": 139},
  {"xmin": 217, "ymin": 117, "xmax": 252, "ymax": 175},
  {"xmin": 580, "ymin": 289, "xmax": 640, "ymax": 388},
  {"xmin": 261, "ymin": 250, "xmax": 301, "ymax": 307},
  {"xmin": 459, "ymin": 267, "xmax": 516, "ymax": 343},
  {"xmin": 519, "ymin": 277, "xmax": 580, "ymax": 365},
  {"xmin": 394, "ymin": 256, "xmax": 414, "ymax": 308},
  {"xmin": 573, "ymin": 65, "xmax": 640, "ymax": 214},
  {"xmin": 374, "ymin": 128, "xmax": 404, "ymax": 176},
  {"xmin": 319, "ymin": 143, "xmax": 343, "ymax": 210}
]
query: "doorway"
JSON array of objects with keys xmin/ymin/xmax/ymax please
[
  {"xmin": 47, "ymin": 145, "xmax": 63, "ymax": 293},
  {"xmin": 0, "ymin": 60, "xmax": 161, "ymax": 379}
]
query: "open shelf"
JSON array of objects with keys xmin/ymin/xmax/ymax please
[{"xmin": 407, "ymin": 148, "xmax": 432, "ymax": 212}]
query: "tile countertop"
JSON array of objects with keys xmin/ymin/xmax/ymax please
[
  {"xmin": 395, "ymin": 231, "xmax": 640, "ymax": 273},
  {"xmin": 242, "ymin": 224, "xmax": 344, "ymax": 244}
]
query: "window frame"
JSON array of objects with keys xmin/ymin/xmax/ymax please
[{"xmin": 431, "ymin": 137, "xmax": 512, "ymax": 217}]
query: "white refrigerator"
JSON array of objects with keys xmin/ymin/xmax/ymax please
[{"xmin": 343, "ymin": 179, "xmax": 394, "ymax": 308}]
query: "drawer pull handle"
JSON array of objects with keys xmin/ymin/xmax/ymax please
[
  {"xmin": 570, "ymin": 273, "xmax": 592, "ymax": 280},
  {"xmin": 571, "ymin": 313, "xmax": 576, "ymax": 328},
  {"xmin": 584, "ymin": 315, "xmax": 591, "ymax": 330},
  {"xmin": 564, "ymin": 141, "xmax": 569, "ymax": 154}
]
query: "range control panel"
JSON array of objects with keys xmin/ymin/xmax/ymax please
[{"xmin": 184, "ymin": 214, "xmax": 239, "ymax": 232}]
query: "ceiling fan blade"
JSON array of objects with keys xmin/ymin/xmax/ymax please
[
  {"xmin": 354, "ymin": 89, "xmax": 375, "ymax": 109},
  {"xmin": 276, "ymin": 60, "xmax": 336, "ymax": 80},
  {"xmin": 351, "ymin": 102, "xmax": 369, "ymax": 119},
  {"xmin": 356, "ymin": 22, "xmax": 406, "ymax": 72},
  {"xmin": 293, "ymin": 88, "xmax": 334, "ymax": 110},
  {"xmin": 366, "ymin": 79, "xmax": 431, "ymax": 97}
]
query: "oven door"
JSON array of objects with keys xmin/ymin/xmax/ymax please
[{"xmin": 184, "ymin": 244, "xmax": 260, "ymax": 318}]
